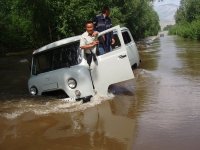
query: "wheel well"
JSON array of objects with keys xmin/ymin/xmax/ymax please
[{"xmin": 131, "ymin": 63, "xmax": 138, "ymax": 70}]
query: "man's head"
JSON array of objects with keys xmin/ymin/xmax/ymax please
[
  {"xmin": 85, "ymin": 21, "xmax": 94, "ymax": 35},
  {"xmin": 102, "ymin": 6, "xmax": 110, "ymax": 17}
]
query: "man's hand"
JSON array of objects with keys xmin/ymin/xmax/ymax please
[
  {"xmin": 92, "ymin": 40, "xmax": 99, "ymax": 46},
  {"xmin": 80, "ymin": 40, "xmax": 99, "ymax": 50},
  {"xmin": 92, "ymin": 31, "xmax": 99, "ymax": 37},
  {"xmin": 111, "ymin": 38, "xmax": 115, "ymax": 45}
]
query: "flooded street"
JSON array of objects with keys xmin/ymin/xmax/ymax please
[{"xmin": 0, "ymin": 35, "xmax": 200, "ymax": 150}]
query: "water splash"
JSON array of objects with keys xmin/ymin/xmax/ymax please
[{"xmin": 0, "ymin": 94, "xmax": 114, "ymax": 120}]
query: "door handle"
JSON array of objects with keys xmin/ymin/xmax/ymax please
[{"xmin": 118, "ymin": 55, "xmax": 127, "ymax": 59}]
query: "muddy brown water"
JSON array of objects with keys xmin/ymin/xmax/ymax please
[{"xmin": 0, "ymin": 35, "xmax": 200, "ymax": 150}]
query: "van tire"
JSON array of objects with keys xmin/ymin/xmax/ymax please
[
  {"xmin": 132, "ymin": 63, "xmax": 137, "ymax": 70},
  {"xmin": 30, "ymin": 86, "xmax": 38, "ymax": 96}
]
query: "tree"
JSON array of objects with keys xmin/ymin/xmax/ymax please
[
  {"xmin": 0, "ymin": 0, "xmax": 160, "ymax": 52},
  {"xmin": 175, "ymin": 0, "xmax": 200, "ymax": 23},
  {"xmin": 170, "ymin": 0, "xmax": 200, "ymax": 40}
]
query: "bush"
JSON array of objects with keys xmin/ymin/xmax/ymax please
[{"xmin": 169, "ymin": 20, "xmax": 200, "ymax": 40}]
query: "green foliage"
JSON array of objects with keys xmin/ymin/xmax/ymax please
[
  {"xmin": 123, "ymin": 0, "xmax": 160, "ymax": 39},
  {"xmin": 0, "ymin": 0, "xmax": 160, "ymax": 53},
  {"xmin": 0, "ymin": 0, "xmax": 30, "ymax": 51},
  {"xmin": 176, "ymin": 0, "xmax": 200, "ymax": 23},
  {"xmin": 170, "ymin": 0, "xmax": 200, "ymax": 40},
  {"xmin": 169, "ymin": 20, "xmax": 200, "ymax": 40}
]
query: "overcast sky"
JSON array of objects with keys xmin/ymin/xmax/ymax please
[
  {"xmin": 154, "ymin": 0, "xmax": 180, "ymax": 7},
  {"xmin": 153, "ymin": 0, "xmax": 181, "ymax": 29}
]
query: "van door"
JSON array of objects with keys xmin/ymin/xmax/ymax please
[{"xmin": 91, "ymin": 26, "xmax": 134, "ymax": 96}]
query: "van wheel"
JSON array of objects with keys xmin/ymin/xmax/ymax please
[{"xmin": 30, "ymin": 86, "xmax": 38, "ymax": 95}]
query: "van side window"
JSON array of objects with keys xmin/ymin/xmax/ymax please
[
  {"xmin": 111, "ymin": 34, "xmax": 121, "ymax": 49},
  {"xmin": 97, "ymin": 30, "xmax": 121, "ymax": 56},
  {"xmin": 32, "ymin": 41, "xmax": 81, "ymax": 75},
  {"xmin": 36, "ymin": 52, "xmax": 52, "ymax": 74},
  {"xmin": 52, "ymin": 50, "xmax": 62, "ymax": 69},
  {"xmin": 122, "ymin": 31, "xmax": 132, "ymax": 44}
]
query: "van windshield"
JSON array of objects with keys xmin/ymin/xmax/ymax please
[{"xmin": 32, "ymin": 41, "xmax": 81, "ymax": 75}]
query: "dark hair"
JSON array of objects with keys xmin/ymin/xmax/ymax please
[
  {"xmin": 85, "ymin": 20, "xmax": 94, "ymax": 26},
  {"xmin": 102, "ymin": 6, "xmax": 110, "ymax": 14}
]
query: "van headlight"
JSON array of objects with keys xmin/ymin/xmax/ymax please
[{"xmin": 68, "ymin": 78, "xmax": 77, "ymax": 89}]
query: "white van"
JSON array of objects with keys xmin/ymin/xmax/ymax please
[{"xmin": 28, "ymin": 26, "xmax": 140, "ymax": 100}]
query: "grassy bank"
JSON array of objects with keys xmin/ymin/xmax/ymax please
[{"xmin": 169, "ymin": 20, "xmax": 200, "ymax": 40}]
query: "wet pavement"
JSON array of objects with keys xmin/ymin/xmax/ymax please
[{"xmin": 0, "ymin": 35, "xmax": 200, "ymax": 150}]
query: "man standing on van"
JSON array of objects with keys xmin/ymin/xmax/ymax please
[
  {"xmin": 93, "ymin": 6, "xmax": 114, "ymax": 55},
  {"xmin": 80, "ymin": 21, "xmax": 99, "ymax": 66}
]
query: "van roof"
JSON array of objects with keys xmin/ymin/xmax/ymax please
[
  {"xmin": 33, "ymin": 27, "xmax": 129, "ymax": 55},
  {"xmin": 33, "ymin": 35, "xmax": 81, "ymax": 55},
  {"xmin": 120, "ymin": 27, "xmax": 128, "ymax": 32}
]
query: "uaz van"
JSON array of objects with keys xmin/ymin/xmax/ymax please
[{"xmin": 28, "ymin": 26, "xmax": 140, "ymax": 100}]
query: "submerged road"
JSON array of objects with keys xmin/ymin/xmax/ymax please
[{"xmin": 0, "ymin": 34, "xmax": 200, "ymax": 150}]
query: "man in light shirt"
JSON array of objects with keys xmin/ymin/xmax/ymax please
[{"xmin": 80, "ymin": 21, "xmax": 99, "ymax": 66}]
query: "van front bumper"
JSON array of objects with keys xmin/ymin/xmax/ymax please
[{"xmin": 76, "ymin": 95, "xmax": 93, "ymax": 103}]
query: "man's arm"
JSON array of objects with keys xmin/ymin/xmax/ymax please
[{"xmin": 80, "ymin": 41, "xmax": 99, "ymax": 50}]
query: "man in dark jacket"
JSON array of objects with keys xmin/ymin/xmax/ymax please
[{"xmin": 93, "ymin": 6, "xmax": 114, "ymax": 55}]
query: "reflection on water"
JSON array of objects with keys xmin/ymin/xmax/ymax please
[
  {"xmin": 0, "ymin": 95, "xmax": 137, "ymax": 150},
  {"xmin": 0, "ymin": 35, "xmax": 200, "ymax": 150},
  {"xmin": 139, "ymin": 39, "xmax": 160, "ymax": 71},
  {"xmin": 132, "ymin": 36, "xmax": 200, "ymax": 150}
]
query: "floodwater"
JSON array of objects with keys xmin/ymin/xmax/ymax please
[{"xmin": 0, "ymin": 35, "xmax": 200, "ymax": 150}]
